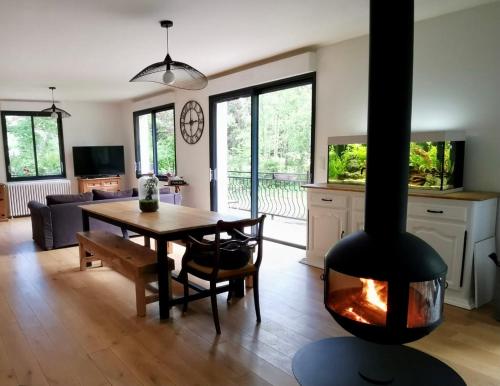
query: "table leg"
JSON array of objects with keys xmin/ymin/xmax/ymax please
[
  {"xmin": 81, "ymin": 211, "xmax": 93, "ymax": 265},
  {"xmin": 157, "ymin": 237, "xmax": 171, "ymax": 319},
  {"xmin": 82, "ymin": 211, "xmax": 89, "ymax": 232},
  {"xmin": 144, "ymin": 236, "xmax": 151, "ymax": 248}
]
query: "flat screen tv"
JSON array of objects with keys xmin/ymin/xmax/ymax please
[{"xmin": 73, "ymin": 146, "xmax": 125, "ymax": 177}]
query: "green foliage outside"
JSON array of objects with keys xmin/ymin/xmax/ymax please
[
  {"xmin": 225, "ymin": 85, "xmax": 312, "ymax": 176},
  {"xmin": 4, "ymin": 115, "xmax": 62, "ymax": 178},
  {"xmin": 138, "ymin": 110, "xmax": 175, "ymax": 177},
  {"xmin": 226, "ymin": 98, "xmax": 251, "ymax": 173},
  {"xmin": 258, "ymin": 85, "xmax": 312, "ymax": 174},
  {"xmin": 156, "ymin": 110, "xmax": 176, "ymax": 175}
]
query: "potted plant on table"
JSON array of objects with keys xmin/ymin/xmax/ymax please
[{"xmin": 138, "ymin": 173, "xmax": 159, "ymax": 212}]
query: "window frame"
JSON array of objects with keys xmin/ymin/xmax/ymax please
[
  {"xmin": 133, "ymin": 103, "xmax": 176, "ymax": 180},
  {"xmin": 1, "ymin": 110, "xmax": 66, "ymax": 182}
]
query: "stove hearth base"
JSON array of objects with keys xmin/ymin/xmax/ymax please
[{"xmin": 292, "ymin": 337, "xmax": 465, "ymax": 386}]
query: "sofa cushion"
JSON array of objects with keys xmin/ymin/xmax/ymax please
[
  {"xmin": 93, "ymin": 188, "xmax": 134, "ymax": 200},
  {"xmin": 160, "ymin": 186, "xmax": 171, "ymax": 194},
  {"xmin": 46, "ymin": 192, "xmax": 93, "ymax": 206}
]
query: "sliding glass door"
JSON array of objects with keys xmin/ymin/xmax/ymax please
[{"xmin": 210, "ymin": 74, "xmax": 315, "ymax": 248}]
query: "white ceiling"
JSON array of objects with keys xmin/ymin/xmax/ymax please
[{"xmin": 0, "ymin": 0, "xmax": 497, "ymax": 102}]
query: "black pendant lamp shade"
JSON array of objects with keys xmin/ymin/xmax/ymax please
[
  {"xmin": 130, "ymin": 20, "xmax": 208, "ymax": 90},
  {"xmin": 41, "ymin": 87, "xmax": 71, "ymax": 118},
  {"xmin": 323, "ymin": 0, "xmax": 447, "ymax": 345}
]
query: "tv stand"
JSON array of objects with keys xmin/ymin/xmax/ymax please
[{"xmin": 78, "ymin": 176, "xmax": 121, "ymax": 193}]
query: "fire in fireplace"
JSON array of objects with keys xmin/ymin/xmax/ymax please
[{"xmin": 324, "ymin": 231, "xmax": 447, "ymax": 344}]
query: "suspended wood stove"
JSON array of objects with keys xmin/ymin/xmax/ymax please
[{"xmin": 293, "ymin": 0, "xmax": 466, "ymax": 384}]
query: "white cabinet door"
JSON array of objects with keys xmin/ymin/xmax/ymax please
[
  {"xmin": 308, "ymin": 206, "xmax": 347, "ymax": 259},
  {"xmin": 407, "ymin": 218, "xmax": 466, "ymax": 290},
  {"xmin": 350, "ymin": 211, "xmax": 365, "ymax": 233}
]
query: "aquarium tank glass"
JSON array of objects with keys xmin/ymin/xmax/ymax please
[{"xmin": 327, "ymin": 134, "xmax": 464, "ymax": 191}]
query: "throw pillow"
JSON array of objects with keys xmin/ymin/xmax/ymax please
[
  {"xmin": 92, "ymin": 189, "xmax": 134, "ymax": 200},
  {"xmin": 46, "ymin": 192, "xmax": 93, "ymax": 206}
]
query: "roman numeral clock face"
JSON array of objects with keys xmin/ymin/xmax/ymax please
[{"xmin": 180, "ymin": 100, "xmax": 204, "ymax": 145}]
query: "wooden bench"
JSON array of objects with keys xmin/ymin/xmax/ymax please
[{"xmin": 76, "ymin": 231, "xmax": 175, "ymax": 317}]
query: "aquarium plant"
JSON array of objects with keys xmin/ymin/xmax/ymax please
[
  {"xmin": 328, "ymin": 144, "xmax": 367, "ymax": 184},
  {"xmin": 328, "ymin": 139, "xmax": 463, "ymax": 190},
  {"xmin": 138, "ymin": 173, "xmax": 159, "ymax": 212}
]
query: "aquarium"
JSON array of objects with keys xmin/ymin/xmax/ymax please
[{"xmin": 327, "ymin": 132, "xmax": 465, "ymax": 191}]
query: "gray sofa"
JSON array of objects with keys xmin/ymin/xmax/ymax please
[{"xmin": 28, "ymin": 191, "xmax": 182, "ymax": 250}]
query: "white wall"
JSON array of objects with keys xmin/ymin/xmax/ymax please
[
  {"xmin": 121, "ymin": 52, "xmax": 317, "ymax": 208},
  {"xmin": 0, "ymin": 101, "xmax": 129, "ymax": 192}
]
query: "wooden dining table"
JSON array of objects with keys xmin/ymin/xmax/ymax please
[{"xmin": 80, "ymin": 200, "xmax": 243, "ymax": 319}]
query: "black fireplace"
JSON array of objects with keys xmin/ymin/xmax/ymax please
[
  {"xmin": 323, "ymin": 0, "xmax": 447, "ymax": 345},
  {"xmin": 292, "ymin": 0, "xmax": 465, "ymax": 384},
  {"xmin": 325, "ymin": 232, "xmax": 446, "ymax": 344}
]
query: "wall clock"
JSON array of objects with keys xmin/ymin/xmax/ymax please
[{"xmin": 180, "ymin": 100, "xmax": 204, "ymax": 144}]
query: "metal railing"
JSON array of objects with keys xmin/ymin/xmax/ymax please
[{"xmin": 227, "ymin": 171, "xmax": 309, "ymax": 220}]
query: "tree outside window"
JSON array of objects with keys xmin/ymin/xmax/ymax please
[
  {"xmin": 1, "ymin": 111, "xmax": 65, "ymax": 181},
  {"xmin": 134, "ymin": 105, "xmax": 176, "ymax": 179}
]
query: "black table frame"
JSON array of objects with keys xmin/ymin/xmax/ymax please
[{"xmin": 81, "ymin": 209, "xmax": 244, "ymax": 320}]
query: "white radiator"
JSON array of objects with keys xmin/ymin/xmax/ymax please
[{"xmin": 7, "ymin": 179, "xmax": 71, "ymax": 216}]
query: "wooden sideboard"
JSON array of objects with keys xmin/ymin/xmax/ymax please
[
  {"xmin": 78, "ymin": 176, "xmax": 121, "ymax": 193},
  {"xmin": 0, "ymin": 183, "xmax": 8, "ymax": 221},
  {"xmin": 304, "ymin": 184, "xmax": 499, "ymax": 310}
]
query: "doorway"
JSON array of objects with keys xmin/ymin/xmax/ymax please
[{"xmin": 209, "ymin": 74, "xmax": 315, "ymax": 248}]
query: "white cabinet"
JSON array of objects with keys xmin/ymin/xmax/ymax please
[
  {"xmin": 304, "ymin": 190, "xmax": 348, "ymax": 268},
  {"xmin": 406, "ymin": 218, "xmax": 466, "ymax": 290},
  {"xmin": 305, "ymin": 186, "xmax": 498, "ymax": 310},
  {"xmin": 308, "ymin": 206, "xmax": 347, "ymax": 264}
]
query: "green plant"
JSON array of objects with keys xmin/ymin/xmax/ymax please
[{"xmin": 143, "ymin": 177, "xmax": 158, "ymax": 200}]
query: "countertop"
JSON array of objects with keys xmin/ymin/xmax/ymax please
[{"xmin": 302, "ymin": 183, "xmax": 500, "ymax": 201}]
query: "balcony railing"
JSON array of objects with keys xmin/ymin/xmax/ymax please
[{"xmin": 227, "ymin": 171, "xmax": 309, "ymax": 220}]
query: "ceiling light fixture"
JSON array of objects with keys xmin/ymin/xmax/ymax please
[
  {"xmin": 41, "ymin": 87, "xmax": 71, "ymax": 119},
  {"xmin": 130, "ymin": 20, "xmax": 208, "ymax": 90}
]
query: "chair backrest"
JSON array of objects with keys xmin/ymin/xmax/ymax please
[
  {"xmin": 214, "ymin": 214, "xmax": 266, "ymax": 267},
  {"xmin": 183, "ymin": 215, "xmax": 266, "ymax": 277}
]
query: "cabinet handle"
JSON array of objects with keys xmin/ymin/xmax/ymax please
[
  {"xmin": 459, "ymin": 231, "xmax": 467, "ymax": 287},
  {"xmin": 341, "ymin": 230, "xmax": 345, "ymax": 239},
  {"xmin": 426, "ymin": 209, "xmax": 444, "ymax": 214},
  {"xmin": 321, "ymin": 198, "xmax": 333, "ymax": 202}
]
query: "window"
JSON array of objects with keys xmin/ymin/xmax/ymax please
[
  {"xmin": 1, "ymin": 111, "xmax": 66, "ymax": 181},
  {"xmin": 133, "ymin": 104, "xmax": 176, "ymax": 179}
]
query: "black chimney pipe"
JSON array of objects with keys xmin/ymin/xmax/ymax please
[{"xmin": 364, "ymin": 0, "xmax": 414, "ymax": 238}]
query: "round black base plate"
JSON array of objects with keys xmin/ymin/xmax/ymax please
[{"xmin": 292, "ymin": 337, "xmax": 466, "ymax": 386}]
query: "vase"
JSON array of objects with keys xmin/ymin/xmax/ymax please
[{"xmin": 138, "ymin": 173, "xmax": 159, "ymax": 212}]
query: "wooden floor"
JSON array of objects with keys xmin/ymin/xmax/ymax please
[{"xmin": 0, "ymin": 218, "xmax": 499, "ymax": 386}]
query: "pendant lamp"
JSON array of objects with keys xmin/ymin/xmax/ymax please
[
  {"xmin": 130, "ymin": 20, "xmax": 208, "ymax": 90},
  {"xmin": 41, "ymin": 87, "xmax": 71, "ymax": 119}
]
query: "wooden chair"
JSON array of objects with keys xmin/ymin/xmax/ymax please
[{"xmin": 179, "ymin": 215, "xmax": 265, "ymax": 334}]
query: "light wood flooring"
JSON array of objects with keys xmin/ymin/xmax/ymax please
[{"xmin": 0, "ymin": 217, "xmax": 499, "ymax": 385}]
